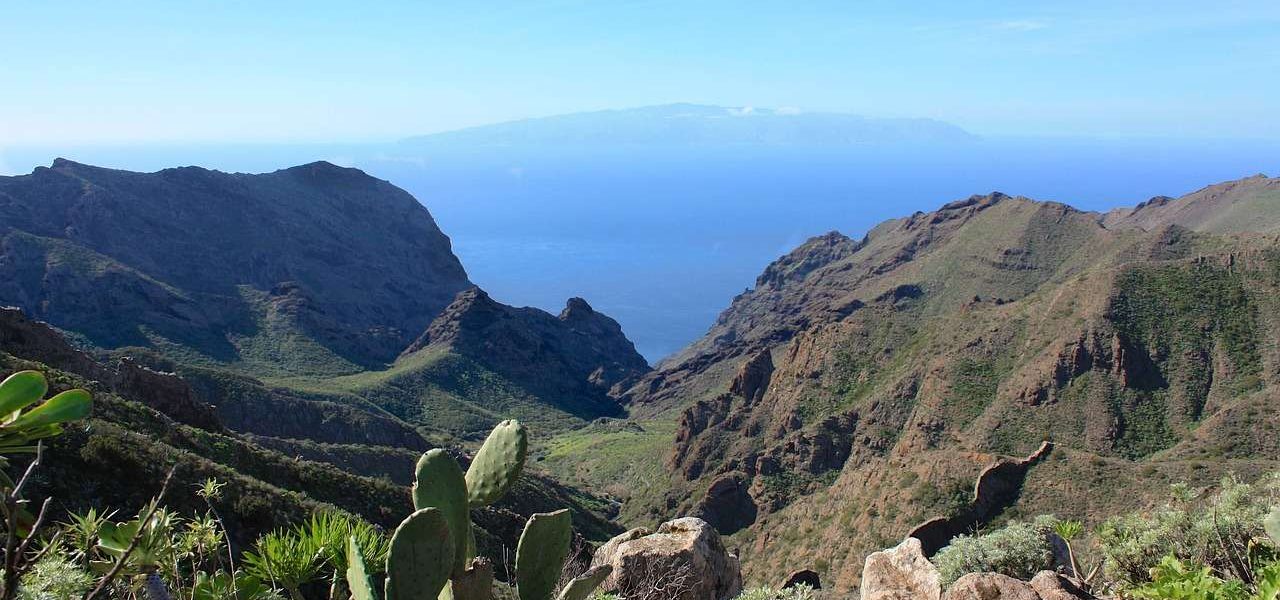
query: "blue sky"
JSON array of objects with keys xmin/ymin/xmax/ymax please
[{"xmin": 2, "ymin": 0, "xmax": 1279, "ymax": 144}]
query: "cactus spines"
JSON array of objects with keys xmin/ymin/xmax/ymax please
[
  {"xmin": 465, "ymin": 419, "xmax": 528, "ymax": 508},
  {"xmin": 413, "ymin": 448, "xmax": 471, "ymax": 573},
  {"xmin": 346, "ymin": 536, "xmax": 378, "ymax": 600},
  {"xmin": 556, "ymin": 565, "xmax": 612, "ymax": 600},
  {"xmin": 386, "ymin": 508, "xmax": 455, "ymax": 600},
  {"xmin": 516, "ymin": 509, "xmax": 573, "ymax": 600}
]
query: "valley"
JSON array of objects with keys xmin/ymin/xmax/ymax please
[{"xmin": 1, "ymin": 157, "xmax": 1278, "ymax": 596}]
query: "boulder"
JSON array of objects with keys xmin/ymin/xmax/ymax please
[
  {"xmin": 1030, "ymin": 571, "xmax": 1094, "ymax": 600},
  {"xmin": 590, "ymin": 517, "xmax": 742, "ymax": 600},
  {"xmin": 943, "ymin": 573, "xmax": 1038, "ymax": 600},
  {"xmin": 860, "ymin": 537, "xmax": 941, "ymax": 600}
]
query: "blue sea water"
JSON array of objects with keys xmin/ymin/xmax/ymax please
[{"xmin": 4, "ymin": 137, "xmax": 1278, "ymax": 362}]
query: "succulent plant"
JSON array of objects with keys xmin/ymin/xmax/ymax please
[
  {"xmin": 347, "ymin": 419, "xmax": 608, "ymax": 600},
  {"xmin": 0, "ymin": 370, "xmax": 91, "ymax": 488},
  {"xmin": 516, "ymin": 510, "xmax": 572, "ymax": 600}
]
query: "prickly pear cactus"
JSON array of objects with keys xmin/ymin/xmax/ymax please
[
  {"xmin": 556, "ymin": 565, "xmax": 612, "ymax": 600},
  {"xmin": 347, "ymin": 536, "xmax": 378, "ymax": 600},
  {"xmin": 465, "ymin": 419, "xmax": 528, "ymax": 508},
  {"xmin": 516, "ymin": 509, "xmax": 573, "ymax": 600},
  {"xmin": 414, "ymin": 448, "xmax": 472, "ymax": 574},
  {"xmin": 386, "ymin": 508, "xmax": 455, "ymax": 600}
]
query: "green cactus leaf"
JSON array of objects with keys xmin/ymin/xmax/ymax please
[
  {"xmin": 386, "ymin": 508, "xmax": 454, "ymax": 600},
  {"xmin": 347, "ymin": 536, "xmax": 379, "ymax": 600},
  {"xmin": 1267, "ymin": 507, "xmax": 1280, "ymax": 545},
  {"xmin": 556, "ymin": 565, "xmax": 612, "ymax": 600},
  {"xmin": 465, "ymin": 419, "xmax": 528, "ymax": 508},
  {"xmin": 414, "ymin": 449, "xmax": 471, "ymax": 574},
  {"xmin": 0, "ymin": 371, "xmax": 47, "ymax": 418},
  {"xmin": 516, "ymin": 509, "xmax": 573, "ymax": 600},
  {"xmin": 6, "ymin": 388, "xmax": 91, "ymax": 431}
]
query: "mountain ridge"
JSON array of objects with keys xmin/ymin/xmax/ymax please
[{"xmin": 547, "ymin": 173, "xmax": 1280, "ymax": 592}]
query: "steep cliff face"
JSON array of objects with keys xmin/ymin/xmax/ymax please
[
  {"xmin": 0, "ymin": 159, "xmax": 472, "ymax": 370},
  {"xmin": 600, "ymin": 175, "xmax": 1280, "ymax": 591}
]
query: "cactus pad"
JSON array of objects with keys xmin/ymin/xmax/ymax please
[
  {"xmin": 516, "ymin": 509, "xmax": 573, "ymax": 600},
  {"xmin": 414, "ymin": 449, "xmax": 471, "ymax": 573},
  {"xmin": 386, "ymin": 508, "xmax": 454, "ymax": 600},
  {"xmin": 465, "ymin": 419, "xmax": 528, "ymax": 507}
]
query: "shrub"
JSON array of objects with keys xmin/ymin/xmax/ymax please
[
  {"xmin": 1098, "ymin": 474, "xmax": 1280, "ymax": 588},
  {"xmin": 16, "ymin": 552, "xmax": 94, "ymax": 600},
  {"xmin": 931, "ymin": 520, "xmax": 1055, "ymax": 587},
  {"xmin": 733, "ymin": 585, "xmax": 821, "ymax": 600}
]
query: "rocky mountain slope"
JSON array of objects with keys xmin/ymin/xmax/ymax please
[
  {"xmin": 0, "ymin": 159, "xmax": 651, "ymax": 561},
  {"xmin": 0, "ymin": 159, "xmax": 648, "ymax": 436},
  {"xmin": 0, "ymin": 158, "xmax": 471, "ymax": 371},
  {"xmin": 548, "ymin": 174, "xmax": 1280, "ymax": 592}
]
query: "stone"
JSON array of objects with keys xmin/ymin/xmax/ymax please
[
  {"xmin": 859, "ymin": 537, "xmax": 941, "ymax": 600},
  {"xmin": 590, "ymin": 517, "xmax": 743, "ymax": 600},
  {"xmin": 943, "ymin": 573, "xmax": 1038, "ymax": 600},
  {"xmin": 1030, "ymin": 571, "xmax": 1094, "ymax": 600}
]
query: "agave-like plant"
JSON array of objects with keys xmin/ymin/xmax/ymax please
[
  {"xmin": 0, "ymin": 370, "xmax": 92, "ymax": 600},
  {"xmin": 0, "ymin": 370, "xmax": 92, "ymax": 488},
  {"xmin": 243, "ymin": 528, "xmax": 325, "ymax": 600}
]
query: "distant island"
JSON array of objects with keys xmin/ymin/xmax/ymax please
[{"xmin": 400, "ymin": 103, "xmax": 977, "ymax": 147}]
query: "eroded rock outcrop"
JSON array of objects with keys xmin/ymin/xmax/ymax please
[
  {"xmin": 590, "ymin": 517, "xmax": 743, "ymax": 600},
  {"xmin": 908, "ymin": 442, "xmax": 1054, "ymax": 556},
  {"xmin": 693, "ymin": 472, "xmax": 757, "ymax": 535}
]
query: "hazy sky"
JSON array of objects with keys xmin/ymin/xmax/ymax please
[{"xmin": 3, "ymin": 0, "xmax": 1279, "ymax": 144}]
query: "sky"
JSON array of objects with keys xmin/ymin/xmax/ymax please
[{"xmin": 2, "ymin": 0, "xmax": 1279, "ymax": 146}]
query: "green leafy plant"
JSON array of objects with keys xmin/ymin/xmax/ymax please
[
  {"xmin": 243, "ymin": 528, "xmax": 324, "ymax": 600},
  {"xmin": 1130, "ymin": 555, "xmax": 1249, "ymax": 600},
  {"xmin": 0, "ymin": 370, "xmax": 92, "ymax": 600}
]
